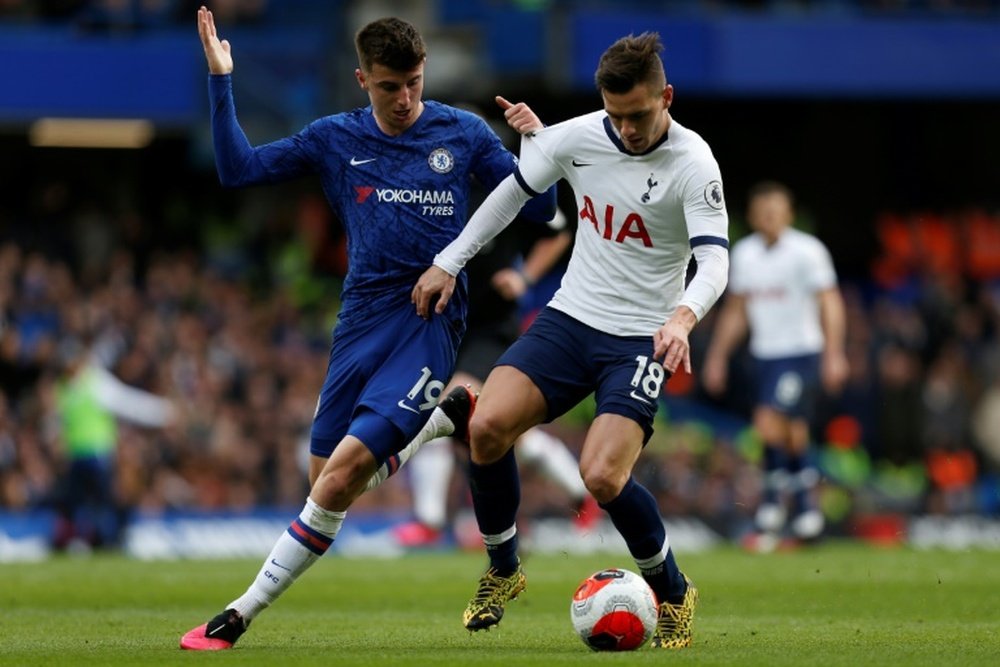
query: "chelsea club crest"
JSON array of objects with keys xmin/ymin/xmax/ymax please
[{"xmin": 428, "ymin": 147, "xmax": 454, "ymax": 174}]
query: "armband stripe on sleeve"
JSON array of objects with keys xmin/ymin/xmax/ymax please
[
  {"xmin": 513, "ymin": 167, "xmax": 542, "ymax": 197},
  {"xmin": 690, "ymin": 235, "xmax": 729, "ymax": 250}
]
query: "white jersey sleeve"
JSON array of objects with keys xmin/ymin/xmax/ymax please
[
  {"xmin": 433, "ymin": 175, "xmax": 530, "ymax": 275},
  {"xmin": 433, "ymin": 130, "xmax": 565, "ymax": 276}
]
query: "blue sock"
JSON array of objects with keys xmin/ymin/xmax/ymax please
[
  {"xmin": 468, "ymin": 448, "xmax": 520, "ymax": 575},
  {"xmin": 600, "ymin": 477, "xmax": 686, "ymax": 604},
  {"xmin": 762, "ymin": 444, "xmax": 788, "ymax": 505},
  {"xmin": 786, "ymin": 451, "xmax": 818, "ymax": 515}
]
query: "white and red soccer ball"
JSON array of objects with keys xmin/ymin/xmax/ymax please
[{"xmin": 570, "ymin": 567, "xmax": 658, "ymax": 651}]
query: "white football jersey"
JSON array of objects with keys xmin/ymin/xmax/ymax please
[
  {"xmin": 729, "ymin": 227, "xmax": 837, "ymax": 359},
  {"xmin": 517, "ymin": 111, "xmax": 729, "ymax": 337}
]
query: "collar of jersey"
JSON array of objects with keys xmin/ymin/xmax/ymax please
[
  {"xmin": 603, "ymin": 116, "xmax": 669, "ymax": 156},
  {"xmin": 365, "ymin": 101, "xmax": 432, "ymax": 138}
]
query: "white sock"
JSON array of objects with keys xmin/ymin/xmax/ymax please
[
  {"xmin": 517, "ymin": 428, "xmax": 586, "ymax": 499},
  {"xmin": 410, "ymin": 438, "xmax": 455, "ymax": 529},
  {"xmin": 364, "ymin": 407, "xmax": 453, "ymax": 491},
  {"xmin": 227, "ymin": 498, "xmax": 345, "ymax": 621}
]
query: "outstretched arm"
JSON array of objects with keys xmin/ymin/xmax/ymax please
[
  {"xmin": 197, "ymin": 6, "xmax": 233, "ymax": 75},
  {"xmin": 199, "ymin": 5, "xmax": 313, "ymax": 187}
]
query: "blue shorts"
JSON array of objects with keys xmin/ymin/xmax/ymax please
[
  {"xmin": 495, "ymin": 307, "xmax": 665, "ymax": 443},
  {"xmin": 753, "ymin": 353, "xmax": 821, "ymax": 420},
  {"xmin": 310, "ymin": 303, "xmax": 461, "ymax": 465}
]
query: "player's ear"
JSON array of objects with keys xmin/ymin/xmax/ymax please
[
  {"xmin": 355, "ymin": 68, "xmax": 367, "ymax": 90},
  {"xmin": 661, "ymin": 84, "xmax": 674, "ymax": 110}
]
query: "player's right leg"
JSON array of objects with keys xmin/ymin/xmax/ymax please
[
  {"xmin": 785, "ymin": 418, "xmax": 823, "ymax": 542},
  {"xmin": 751, "ymin": 406, "xmax": 793, "ymax": 541},
  {"xmin": 461, "ymin": 365, "xmax": 547, "ymax": 631},
  {"xmin": 460, "ymin": 308, "xmax": 593, "ymax": 631},
  {"xmin": 755, "ymin": 443, "xmax": 789, "ymax": 532}
]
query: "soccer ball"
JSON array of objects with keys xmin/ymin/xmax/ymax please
[{"xmin": 570, "ymin": 567, "xmax": 658, "ymax": 651}]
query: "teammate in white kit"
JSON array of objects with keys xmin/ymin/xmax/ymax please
[
  {"xmin": 412, "ymin": 32, "xmax": 730, "ymax": 649},
  {"xmin": 702, "ymin": 181, "xmax": 848, "ymax": 546}
]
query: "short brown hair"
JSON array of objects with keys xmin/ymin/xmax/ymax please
[
  {"xmin": 355, "ymin": 17, "xmax": 426, "ymax": 73},
  {"xmin": 594, "ymin": 32, "xmax": 666, "ymax": 94},
  {"xmin": 748, "ymin": 181, "xmax": 794, "ymax": 207}
]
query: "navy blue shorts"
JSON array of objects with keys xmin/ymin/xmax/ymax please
[
  {"xmin": 753, "ymin": 353, "xmax": 821, "ymax": 420},
  {"xmin": 495, "ymin": 307, "xmax": 665, "ymax": 443},
  {"xmin": 310, "ymin": 303, "xmax": 461, "ymax": 465}
]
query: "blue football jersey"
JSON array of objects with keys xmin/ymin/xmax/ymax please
[{"xmin": 208, "ymin": 75, "xmax": 530, "ymax": 326}]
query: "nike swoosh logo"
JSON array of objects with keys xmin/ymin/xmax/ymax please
[
  {"xmin": 397, "ymin": 400, "xmax": 420, "ymax": 414},
  {"xmin": 571, "ymin": 159, "xmax": 593, "ymax": 167},
  {"xmin": 629, "ymin": 390, "xmax": 651, "ymax": 405},
  {"xmin": 207, "ymin": 624, "xmax": 227, "ymax": 636},
  {"xmin": 270, "ymin": 559, "xmax": 290, "ymax": 571},
  {"xmin": 350, "ymin": 157, "xmax": 377, "ymax": 166}
]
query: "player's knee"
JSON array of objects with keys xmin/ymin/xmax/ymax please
[
  {"xmin": 580, "ymin": 464, "xmax": 627, "ymax": 505},
  {"xmin": 469, "ymin": 410, "xmax": 514, "ymax": 463},
  {"xmin": 312, "ymin": 456, "xmax": 372, "ymax": 507},
  {"xmin": 753, "ymin": 410, "xmax": 786, "ymax": 444}
]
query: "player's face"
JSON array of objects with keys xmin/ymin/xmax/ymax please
[
  {"xmin": 602, "ymin": 82, "xmax": 672, "ymax": 153},
  {"xmin": 748, "ymin": 192, "xmax": 794, "ymax": 242},
  {"xmin": 356, "ymin": 60, "xmax": 425, "ymax": 136}
]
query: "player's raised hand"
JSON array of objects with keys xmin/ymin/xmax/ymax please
[
  {"xmin": 496, "ymin": 96, "xmax": 543, "ymax": 135},
  {"xmin": 412, "ymin": 266, "xmax": 457, "ymax": 319},
  {"xmin": 197, "ymin": 6, "xmax": 233, "ymax": 75}
]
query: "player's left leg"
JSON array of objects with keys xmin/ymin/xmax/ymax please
[
  {"xmin": 580, "ymin": 413, "xmax": 696, "ymax": 649},
  {"xmin": 364, "ymin": 384, "xmax": 476, "ymax": 492}
]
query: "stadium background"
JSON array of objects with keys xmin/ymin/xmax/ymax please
[{"xmin": 1, "ymin": 0, "xmax": 999, "ymax": 560}]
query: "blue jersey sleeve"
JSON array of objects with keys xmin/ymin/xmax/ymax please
[{"xmin": 208, "ymin": 74, "xmax": 320, "ymax": 186}]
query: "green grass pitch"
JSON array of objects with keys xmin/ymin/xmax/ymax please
[{"xmin": 3, "ymin": 542, "xmax": 998, "ymax": 666}]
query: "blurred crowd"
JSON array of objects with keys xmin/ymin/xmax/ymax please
[
  {"xmin": 2, "ymin": 176, "xmax": 1000, "ymax": 546},
  {"xmin": 2, "ymin": 0, "xmax": 999, "ymax": 29},
  {"xmin": 0, "ymin": 0, "xmax": 270, "ymax": 27},
  {"xmin": 1, "ymin": 0, "xmax": 998, "ymax": 547},
  {"xmin": 0, "ymin": 184, "xmax": 346, "ymax": 528}
]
